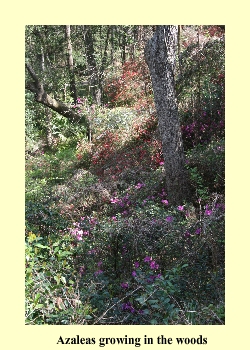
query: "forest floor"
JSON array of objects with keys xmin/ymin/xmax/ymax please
[{"xmin": 25, "ymin": 107, "xmax": 225, "ymax": 325}]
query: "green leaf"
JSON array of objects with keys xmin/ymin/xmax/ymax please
[
  {"xmin": 58, "ymin": 251, "xmax": 73, "ymax": 259},
  {"xmin": 136, "ymin": 296, "xmax": 146, "ymax": 305},
  {"xmin": 60, "ymin": 276, "xmax": 66, "ymax": 284},
  {"xmin": 34, "ymin": 293, "xmax": 41, "ymax": 303},
  {"xmin": 34, "ymin": 243, "xmax": 50, "ymax": 249},
  {"xmin": 54, "ymin": 276, "xmax": 60, "ymax": 284}
]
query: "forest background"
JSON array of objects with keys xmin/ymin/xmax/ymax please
[
  {"xmin": 1, "ymin": 1, "xmax": 250, "ymax": 348},
  {"xmin": 24, "ymin": 25, "xmax": 225, "ymax": 325}
]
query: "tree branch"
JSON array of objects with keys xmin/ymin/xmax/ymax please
[{"xmin": 25, "ymin": 63, "xmax": 89, "ymax": 129}]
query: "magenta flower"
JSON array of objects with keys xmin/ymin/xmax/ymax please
[
  {"xmin": 177, "ymin": 205, "xmax": 184, "ymax": 211},
  {"xmin": 205, "ymin": 209, "xmax": 212, "ymax": 216},
  {"xmin": 121, "ymin": 282, "xmax": 129, "ymax": 289},
  {"xmin": 132, "ymin": 271, "xmax": 137, "ymax": 277},
  {"xmin": 150, "ymin": 261, "xmax": 159, "ymax": 270},
  {"xmin": 144, "ymin": 256, "xmax": 152, "ymax": 262},
  {"xmin": 161, "ymin": 199, "xmax": 169, "ymax": 205},
  {"xmin": 94, "ymin": 270, "xmax": 103, "ymax": 276},
  {"xmin": 135, "ymin": 182, "xmax": 145, "ymax": 189},
  {"xmin": 122, "ymin": 302, "xmax": 135, "ymax": 313},
  {"xmin": 166, "ymin": 216, "xmax": 173, "ymax": 222},
  {"xmin": 195, "ymin": 228, "xmax": 201, "ymax": 235},
  {"xmin": 134, "ymin": 261, "xmax": 140, "ymax": 268},
  {"xmin": 205, "ymin": 205, "xmax": 213, "ymax": 216},
  {"xmin": 110, "ymin": 197, "xmax": 120, "ymax": 204}
]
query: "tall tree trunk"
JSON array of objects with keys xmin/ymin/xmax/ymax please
[
  {"xmin": 121, "ymin": 26, "xmax": 127, "ymax": 64},
  {"xmin": 145, "ymin": 25, "xmax": 190, "ymax": 205},
  {"xmin": 84, "ymin": 26, "xmax": 102, "ymax": 105},
  {"xmin": 65, "ymin": 25, "xmax": 77, "ymax": 104},
  {"xmin": 40, "ymin": 46, "xmax": 53, "ymax": 149}
]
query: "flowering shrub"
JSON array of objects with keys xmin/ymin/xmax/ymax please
[{"xmin": 104, "ymin": 57, "xmax": 153, "ymax": 111}]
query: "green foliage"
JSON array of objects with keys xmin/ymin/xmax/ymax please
[
  {"xmin": 25, "ymin": 231, "xmax": 94, "ymax": 324},
  {"xmin": 185, "ymin": 138, "xmax": 225, "ymax": 198}
]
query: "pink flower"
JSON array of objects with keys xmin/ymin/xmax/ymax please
[
  {"xmin": 94, "ymin": 270, "xmax": 103, "ymax": 276},
  {"xmin": 135, "ymin": 182, "xmax": 145, "ymax": 189},
  {"xmin": 205, "ymin": 209, "xmax": 212, "ymax": 216},
  {"xmin": 177, "ymin": 205, "xmax": 184, "ymax": 211},
  {"xmin": 161, "ymin": 199, "xmax": 169, "ymax": 205},
  {"xmin": 205, "ymin": 205, "xmax": 213, "ymax": 216},
  {"xmin": 150, "ymin": 261, "xmax": 159, "ymax": 270},
  {"xmin": 110, "ymin": 197, "xmax": 120, "ymax": 204}
]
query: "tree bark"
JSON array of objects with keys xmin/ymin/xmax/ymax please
[
  {"xmin": 25, "ymin": 63, "xmax": 89, "ymax": 130},
  {"xmin": 145, "ymin": 25, "xmax": 190, "ymax": 205},
  {"xmin": 84, "ymin": 26, "xmax": 102, "ymax": 105},
  {"xmin": 65, "ymin": 25, "xmax": 78, "ymax": 104}
]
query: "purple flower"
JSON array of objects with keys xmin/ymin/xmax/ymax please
[
  {"xmin": 177, "ymin": 205, "xmax": 184, "ymax": 211},
  {"xmin": 122, "ymin": 302, "xmax": 135, "ymax": 313},
  {"xmin": 195, "ymin": 228, "xmax": 201, "ymax": 235},
  {"xmin": 144, "ymin": 256, "xmax": 152, "ymax": 262},
  {"xmin": 135, "ymin": 182, "xmax": 145, "ymax": 189},
  {"xmin": 185, "ymin": 231, "xmax": 191, "ymax": 238},
  {"xmin": 79, "ymin": 266, "xmax": 85, "ymax": 275},
  {"xmin": 150, "ymin": 261, "xmax": 159, "ymax": 270},
  {"xmin": 166, "ymin": 216, "xmax": 173, "ymax": 222},
  {"xmin": 132, "ymin": 271, "xmax": 137, "ymax": 277},
  {"xmin": 121, "ymin": 282, "xmax": 129, "ymax": 289},
  {"xmin": 161, "ymin": 199, "xmax": 169, "ymax": 205},
  {"xmin": 205, "ymin": 205, "xmax": 212, "ymax": 216},
  {"xmin": 94, "ymin": 269, "xmax": 103, "ymax": 276},
  {"xmin": 110, "ymin": 197, "xmax": 120, "ymax": 204},
  {"xmin": 134, "ymin": 261, "xmax": 140, "ymax": 268}
]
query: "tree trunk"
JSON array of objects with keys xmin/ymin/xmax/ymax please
[
  {"xmin": 84, "ymin": 26, "xmax": 102, "ymax": 105},
  {"xmin": 65, "ymin": 25, "xmax": 77, "ymax": 104},
  {"xmin": 145, "ymin": 25, "xmax": 190, "ymax": 205}
]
